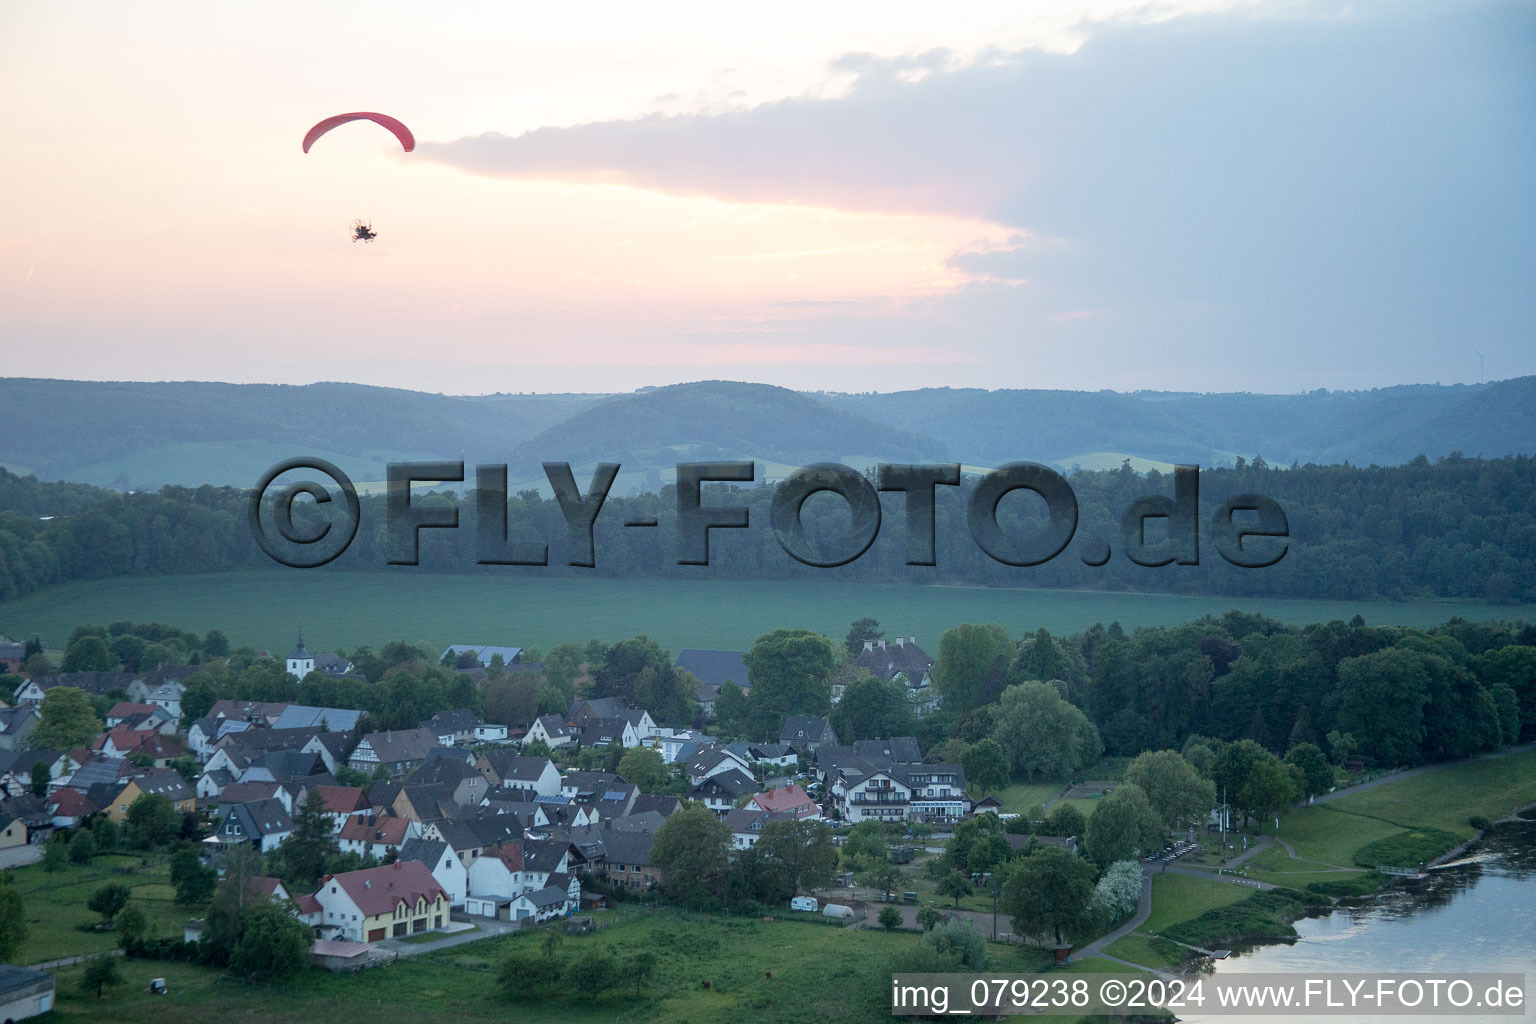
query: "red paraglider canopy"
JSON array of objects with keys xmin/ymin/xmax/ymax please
[{"xmin": 302, "ymin": 112, "xmax": 415, "ymax": 153}]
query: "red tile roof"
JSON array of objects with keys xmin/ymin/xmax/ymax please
[
  {"xmin": 312, "ymin": 785, "xmax": 368, "ymax": 815},
  {"xmin": 750, "ymin": 784, "xmax": 819, "ymax": 817},
  {"xmin": 107, "ymin": 702, "xmax": 156, "ymax": 719},
  {"xmin": 47, "ymin": 787, "xmax": 101, "ymax": 818},
  {"xmin": 339, "ymin": 815, "xmax": 411, "ymax": 846},
  {"xmin": 313, "ymin": 860, "xmax": 447, "ymax": 918}
]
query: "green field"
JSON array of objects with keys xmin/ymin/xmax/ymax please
[
  {"xmin": 2, "ymin": 571, "xmax": 1522, "ymax": 653},
  {"xmin": 1141, "ymin": 874, "xmax": 1250, "ymax": 936},
  {"xmin": 7, "ymin": 853, "xmax": 190, "ymax": 965}
]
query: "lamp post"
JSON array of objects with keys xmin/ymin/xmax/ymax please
[{"xmin": 991, "ymin": 880, "xmax": 1000, "ymax": 940}]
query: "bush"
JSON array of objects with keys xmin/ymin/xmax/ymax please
[
  {"xmin": 921, "ymin": 918, "xmax": 986, "ymax": 970},
  {"xmin": 1352, "ymin": 828, "xmax": 1460, "ymax": 869},
  {"xmin": 1468, "ymin": 815, "xmax": 1494, "ymax": 831},
  {"xmin": 878, "ymin": 905, "xmax": 903, "ymax": 931}
]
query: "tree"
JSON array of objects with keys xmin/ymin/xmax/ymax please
[
  {"xmin": 922, "ymin": 918, "xmax": 987, "ymax": 970},
  {"xmin": 617, "ymin": 746, "xmax": 668, "ymax": 793},
  {"xmin": 869, "ymin": 863, "xmax": 902, "ymax": 902},
  {"xmin": 651, "ymin": 804, "xmax": 731, "ymax": 908},
  {"xmin": 1001, "ymin": 846, "xmax": 1098, "ymax": 946},
  {"xmin": 115, "ymin": 904, "xmax": 148, "ymax": 952},
  {"xmin": 590, "ymin": 636, "xmax": 673, "ymax": 705},
  {"xmin": 743, "ymin": 630, "xmax": 835, "ymax": 737},
  {"xmin": 1084, "ymin": 784, "xmax": 1162, "ymax": 869},
  {"xmin": 1284, "ymin": 742, "xmax": 1333, "ymax": 798},
  {"xmin": 62, "ymin": 634, "xmax": 116, "ymax": 672},
  {"xmin": 171, "ymin": 845, "xmax": 216, "ymax": 905},
  {"xmin": 42, "ymin": 836, "xmax": 67, "ymax": 875},
  {"xmin": 230, "ymin": 901, "xmax": 312, "ymax": 981},
  {"xmin": 33, "ymin": 687, "xmax": 104, "ymax": 750},
  {"xmin": 1044, "ymin": 803, "xmax": 1087, "ymax": 839},
  {"xmin": 916, "ymin": 906, "xmax": 943, "ymax": 931},
  {"xmin": 80, "ymin": 956, "xmax": 122, "ymax": 998},
  {"xmin": 29, "ymin": 761, "xmax": 50, "ymax": 797},
  {"xmin": 829, "ymin": 674, "xmax": 914, "ymax": 743},
  {"xmin": 990, "ymin": 681, "xmax": 1101, "ymax": 780},
  {"xmin": 69, "ymin": 829, "xmax": 96, "ymax": 864},
  {"xmin": 878, "ymin": 905, "xmax": 903, "ymax": 931},
  {"xmin": 714, "ymin": 681, "xmax": 749, "ymax": 734},
  {"xmin": 1124, "ymin": 750, "xmax": 1217, "ymax": 830},
  {"xmin": 1215, "ymin": 740, "xmax": 1296, "ymax": 828},
  {"xmin": 277, "ymin": 789, "xmax": 336, "ymax": 889},
  {"xmin": 497, "ymin": 949, "xmax": 563, "ymax": 998},
  {"xmin": 563, "ymin": 949, "xmax": 618, "ymax": 1004},
  {"xmin": 1093, "ymin": 861, "xmax": 1143, "ymax": 917},
  {"xmin": 1334, "ymin": 649, "xmax": 1433, "ymax": 767},
  {"xmin": 92, "ymin": 814, "xmax": 118, "ymax": 853},
  {"xmin": 632, "ymin": 665, "xmax": 697, "ymax": 727},
  {"xmin": 626, "ymin": 950, "xmax": 659, "ymax": 997},
  {"xmin": 961, "ymin": 739, "xmax": 1011, "ymax": 795},
  {"xmin": 125, "ymin": 793, "xmax": 179, "ymax": 848},
  {"xmin": 933, "ymin": 623, "xmax": 1012, "ymax": 716},
  {"xmin": 757, "ymin": 819, "xmax": 838, "ymax": 898},
  {"xmin": 203, "ymin": 629, "xmax": 230, "ymax": 657},
  {"xmin": 201, "ymin": 844, "xmax": 258, "ymax": 965},
  {"xmin": 937, "ymin": 871, "xmax": 974, "ymax": 908},
  {"xmin": 0, "ymin": 887, "xmax": 26, "ymax": 962},
  {"xmin": 845, "ymin": 617, "xmax": 883, "ymax": 655},
  {"xmin": 88, "ymin": 883, "xmax": 131, "ymax": 927}
]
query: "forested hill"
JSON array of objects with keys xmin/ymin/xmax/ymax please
[
  {"xmin": 1, "ymin": 455, "xmax": 1533, "ymax": 605},
  {"xmin": 2, "ymin": 377, "xmax": 1534, "ymax": 490}
]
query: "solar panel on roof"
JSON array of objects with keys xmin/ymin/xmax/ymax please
[{"xmin": 602, "ymin": 790, "xmax": 627, "ymax": 801}]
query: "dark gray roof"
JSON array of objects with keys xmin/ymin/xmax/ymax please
[
  {"xmin": 853, "ymin": 737, "xmax": 922, "ymax": 764},
  {"xmin": 688, "ymin": 767, "xmax": 755, "ymax": 799},
  {"xmin": 780, "ymin": 716, "xmax": 836, "ymax": 747},
  {"xmin": 358, "ymin": 728, "xmax": 435, "ymax": 765},
  {"xmin": 398, "ymin": 837, "xmax": 450, "ymax": 868},
  {"xmin": 408, "ymin": 757, "xmax": 476, "ymax": 787},
  {"xmin": 523, "ymin": 884, "xmax": 571, "ymax": 908},
  {"xmin": 483, "ymin": 752, "xmax": 555, "ymax": 783},
  {"xmin": 854, "ymin": 639, "xmax": 934, "ymax": 683},
  {"xmin": 130, "ymin": 768, "xmax": 193, "ymax": 802},
  {"xmin": 674, "ymin": 649, "xmax": 750, "ymax": 688},
  {"xmin": 628, "ymin": 793, "xmax": 682, "ymax": 818},
  {"xmin": 725, "ymin": 807, "xmax": 795, "ymax": 833},
  {"xmin": 426, "ymin": 708, "xmax": 482, "ymax": 734},
  {"xmin": 0, "ymin": 964, "xmax": 52, "ymax": 996},
  {"xmin": 225, "ymin": 798, "xmax": 294, "ymax": 838}
]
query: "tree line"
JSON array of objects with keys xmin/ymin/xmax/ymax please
[{"xmin": 2, "ymin": 453, "xmax": 1534, "ymax": 603}]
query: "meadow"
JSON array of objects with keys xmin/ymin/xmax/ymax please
[{"xmin": 2, "ymin": 570, "xmax": 1521, "ymax": 654}]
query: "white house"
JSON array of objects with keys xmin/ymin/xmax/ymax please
[
  {"xmin": 509, "ymin": 875, "xmax": 580, "ymax": 922},
  {"xmin": 839, "ymin": 769, "xmax": 913, "ymax": 824},
  {"xmin": 523, "ymin": 716, "xmax": 572, "ymax": 750},
  {"xmin": 146, "ymin": 681, "xmax": 185, "ymax": 719},
  {"xmin": 399, "ymin": 837, "xmax": 468, "ymax": 908}
]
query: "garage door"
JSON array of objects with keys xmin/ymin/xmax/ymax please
[{"xmin": 368, "ymin": 927, "xmax": 385, "ymax": 942}]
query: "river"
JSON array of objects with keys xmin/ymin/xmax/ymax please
[{"xmin": 1182, "ymin": 820, "xmax": 1535, "ymax": 1022}]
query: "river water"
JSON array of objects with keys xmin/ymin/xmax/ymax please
[{"xmin": 1182, "ymin": 820, "xmax": 1535, "ymax": 1022}]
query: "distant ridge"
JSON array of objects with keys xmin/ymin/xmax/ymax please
[{"xmin": 0, "ymin": 376, "xmax": 1531, "ymax": 490}]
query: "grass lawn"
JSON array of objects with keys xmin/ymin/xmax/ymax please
[
  {"xmin": 1103, "ymin": 934, "xmax": 1187, "ymax": 970},
  {"xmin": 1141, "ymin": 875, "xmax": 1249, "ymax": 936},
  {"xmin": 43, "ymin": 908, "xmax": 929, "ymax": 1024},
  {"xmin": 6, "ymin": 853, "xmax": 195, "ymax": 965},
  {"xmin": 2, "ymin": 570, "xmax": 1521, "ymax": 654},
  {"xmin": 987, "ymin": 781, "xmax": 1066, "ymax": 813},
  {"xmin": 1277, "ymin": 750, "xmax": 1536, "ymax": 867}
]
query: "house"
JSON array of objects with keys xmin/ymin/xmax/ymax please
[
  {"xmin": 465, "ymin": 839, "xmax": 572, "ymax": 918},
  {"xmin": 0, "ymin": 812, "xmax": 28, "ymax": 849},
  {"xmin": 145, "ymin": 681, "xmax": 186, "ymax": 719},
  {"xmin": 284, "ymin": 635, "xmax": 354, "ymax": 680},
  {"xmin": 750, "ymin": 784, "xmax": 819, "ymax": 819},
  {"xmin": 973, "ymin": 794, "xmax": 1004, "ymax": 814},
  {"xmin": 0, "ymin": 705, "xmax": 40, "ymax": 751},
  {"xmin": 509, "ymin": 874, "xmax": 580, "ymax": 922},
  {"xmin": 217, "ymin": 798, "xmax": 295, "ymax": 852},
  {"xmin": 46, "ymin": 787, "xmax": 102, "ymax": 828},
  {"xmin": 628, "ymin": 793, "xmax": 683, "ymax": 818},
  {"xmin": 96, "ymin": 727, "xmax": 187, "ymax": 766},
  {"xmin": 725, "ymin": 807, "xmax": 796, "ymax": 849},
  {"xmin": 684, "ymin": 746, "xmax": 752, "ymax": 786},
  {"xmin": 217, "ymin": 781, "xmax": 288, "ymax": 814},
  {"xmin": 687, "ymin": 768, "xmax": 757, "ymax": 817},
  {"xmin": 207, "ymin": 699, "xmax": 291, "ymax": 725},
  {"xmin": 0, "ymin": 750, "xmax": 68, "ymax": 798},
  {"xmin": 348, "ymin": 728, "xmax": 436, "ymax": 777},
  {"xmin": 566, "ymin": 697, "xmax": 633, "ymax": 728},
  {"xmin": 12, "ymin": 672, "xmax": 142, "ymax": 705},
  {"xmin": 389, "ymin": 784, "xmax": 457, "ymax": 823},
  {"xmin": 576, "ymin": 717, "xmax": 639, "ymax": 749},
  {"xmin": 839, "ymin": 767, "xmax": 912, "ymax": 824},
  {"xmin": 779, "ymin": 716, "xmax": 837, "ymax": 754},
  {"xmin": 105, "ymin": 702, "xmax": 157, "ymax": 728},
  {"xmin": 106, "ymin": 769, "xmax": 196, "ymax": 820},
  {"xmin": 310, "ymin": 785, "xmax": 370, "ymax": 832},
  {"xmin": 898, "ymin": 763, "xmax": 968, "ymax": 823},
  {"xmin": 0, "ymin": 635, "xmax": 24, "ymax": 675},
  {"xmin": 591, "ymin": 818, "xmax": 661, "ymax": 889},
  {"xmin": 476, "ymin": 752, "xmax": 562, "ymax": 796},
  {"xmin": 674, "ymin": 649, "xmax": 751, "ymax": 718},
  {"xmin": 424, "ymin": 708, "xmax": 483, "ymax": 747},
  {"xmin": 852, "ymin": 636, "xmax": 936, "ymax": 709},
  {"xmin": 406, "ymin": 757, "xmax": 486, "ymax": 806},
  {"xmin": 299, "ymin": 860, "xmax": 451, "ymax": 943},
  {"xmin": 524, "ymin": 715, "xmax": 572, "ymax": 749},
  {"xmin": 398, "ymin": 837, "xmax": 467, "ymax": 907},
  {"xmin": 475, "ymin": 721, "xmax": 511, "ymax": 743},
  {"xmin": 271, "ymin": 704, "xmax": 363, "ymax": 734},
  {"xmin": 441, "ymin": 645, "xmax": 522, "ymax": 669},
  {"xmin": 747, "ymin": 743, "xmax": 798, "ymax": 768},
  {"xmin": 0, "ymin": 964, "xmax": 54, "ymax": 1020},
  {"xmin": 337, "ymin": 814, "xmax": 418, "ymax": 859}
]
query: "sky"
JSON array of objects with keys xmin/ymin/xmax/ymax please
[{"xmin": 1, "ymin": 0, "xmax": 1532, "ymax": 396}]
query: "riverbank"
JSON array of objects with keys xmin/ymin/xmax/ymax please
[{"xmin": 1102, "ymin": 748, "xmax": 1536, "ymax": 974}]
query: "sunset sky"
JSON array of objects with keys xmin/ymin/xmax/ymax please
[{"xmin": 2, "ymin": 0, "xmax": 1532, "ymax": 395}]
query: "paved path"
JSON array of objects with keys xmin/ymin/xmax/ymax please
[
  {"xmin": 1075, "ymin": 866, "xmax": 1153, "ymax": 961},
  {"xmin": 0, "ymin": 845, "xmax": 43, "ymax": 870},
  {"xmin": 376, "ymin": 918, "xmax": 519, "ymax": 957},
  {"xmin": 31, "ymin": 949, "xmax": 123, "ymax": 970}
]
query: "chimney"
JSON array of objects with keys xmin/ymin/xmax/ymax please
[
  {"xmin": 909, "ymin": 635, "xmax": 916, "ymax": 646},
  {"xmin": 877, "ymin": 639, "xmax": 886, "ymax": 649},
  {"xmin": 893, "ymin": 637, "xmax": 904, "ymax": 648},
  {"xmin": 862, "ymin": 640, "xmax": 874, "ymax": 652}
]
